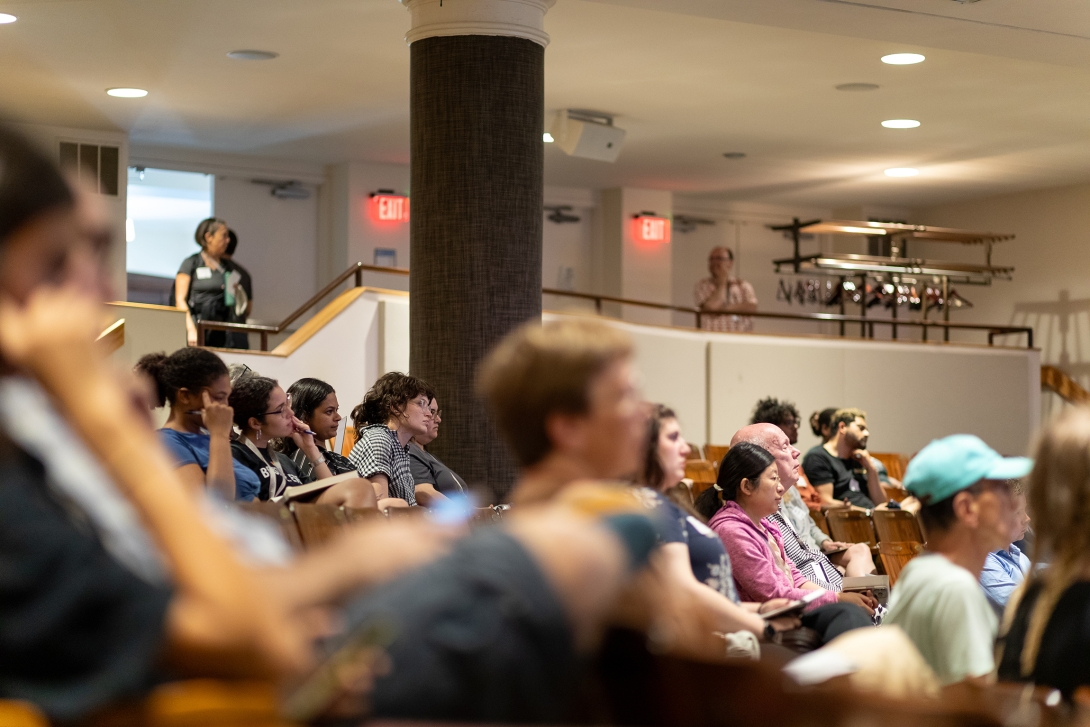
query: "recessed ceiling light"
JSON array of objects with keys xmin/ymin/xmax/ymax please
[
  {"xmin": 835, "ymin": 83, "xmax": 879, "ymax": 92},
  {"xmin": 543, "ymin": 132, "xmax": 554, "ymax": 143},
  {"xmin": 885, "ymin": 167, "xmax": 919, "ymax": 177},
  {"xmin": 227, "ymin": 49, "xmax": 279, "ymax": 61},
  {"xmin": 106, "ymin": 87, "xmax": 148, "ymax": 98},
  {"xmin": 882, "ymin": 119, "xmax": 921, "ymax": 129},
  {"xmin": 723, "ymin": 152, "xmax": 746, "ymax": 159},
  {"xmin": 0, "ymin": 13, "xmax": 16, "ymax": 23},
  {"xmin": 881, "ymin": 53, "xmax": 925, "ymax": 65}
]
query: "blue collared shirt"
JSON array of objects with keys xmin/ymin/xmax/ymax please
[{"xmin": 980, "ymin": 543, "xmax": 1030, "ymax": 612}]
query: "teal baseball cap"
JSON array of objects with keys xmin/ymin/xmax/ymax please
[{"xmin": 903, "ymin": 434, "xmax": 1033, "ymax": 504}]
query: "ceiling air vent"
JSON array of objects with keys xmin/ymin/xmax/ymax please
[{"xmin": 59, "ymin": 141, "xmax": 120, "ymax": 196}]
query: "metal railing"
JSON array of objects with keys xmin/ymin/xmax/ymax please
[
  {"xmin": 199, "ymin": 262, "xmax": 1034, "ymax": 350},
  {"xmin": 197, "ymin": 262, "xmax": 409, "ymax": 350},
  {"xmin": 541, "ymin": 288, "xmax": 1033, "ymax": 349}
]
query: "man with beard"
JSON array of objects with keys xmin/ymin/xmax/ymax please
[{"xmin": 802, "ymin": 408, "xmax": 885, "ymax": 510}]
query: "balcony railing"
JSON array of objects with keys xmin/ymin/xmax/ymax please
[{"xmin": 197, "ymin": 263, "xmax": 1033, "ymax": 351}]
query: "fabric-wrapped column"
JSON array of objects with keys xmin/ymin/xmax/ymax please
[{"xmin": 404, "ymin": 0, "xmax": 551, "ymax": 501}]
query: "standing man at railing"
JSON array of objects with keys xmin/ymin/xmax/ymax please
[{"xmin": 694, "ymin": 246, "xmax": 758, "ymax": 332}]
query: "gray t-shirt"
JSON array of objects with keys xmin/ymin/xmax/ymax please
[{"xmin": 884, "ymin": 553, "xmax": 997, "ymax": 684}]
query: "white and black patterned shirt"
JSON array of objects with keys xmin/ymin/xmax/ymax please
[
  {"xmin": 348, "ymin": 424, "xmax": 417, "ymax": 506},
  {"xmin": 768, "ymin": 508, "xmax": 843, "ymax": 591}
]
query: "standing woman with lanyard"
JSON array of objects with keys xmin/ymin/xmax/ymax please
[{"xmin": 175, "ymin": 217, "xmax": 243, "ymax": 347}]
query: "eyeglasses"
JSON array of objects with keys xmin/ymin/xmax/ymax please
[
  {"xmin": 429, "ymin": 409, "xmax": 442, "ymax": 420},
  {"xmin": 262, "ymin": 393, "xmax": 293, "ymax": 418}
]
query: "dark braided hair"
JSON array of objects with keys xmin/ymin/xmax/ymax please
[
  {"xmin": 136, "ymin": 348, "xmax": 228, "ymax": 407},
  {"xmin": 351, "ymin": 372, "xmax": 434, "ymax": 437},
  {"xmin": 228, "ymin": 375, "xmax": 278, "ymax": 430},
  {"xmin": 694, "ymin": 442, "xmax": 776, "ymax": 520}
]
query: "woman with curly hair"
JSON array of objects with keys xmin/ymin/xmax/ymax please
[{"xmin": 348, "ymin": 372, "xmax": 441, "ymax": 507}]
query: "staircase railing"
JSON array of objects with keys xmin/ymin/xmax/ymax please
[{"xmin": 1041, "ymin": 365, "xmax": 1090, "ymax": 405}]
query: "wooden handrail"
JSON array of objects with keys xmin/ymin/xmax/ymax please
[
  {"xmin": 1041, "ymin": 365, "xmax": 1090, "ymax": 404},
  {"xmin": 199, "ymin": 262, "xmax": 1034, "ymax": 351},
  {"xmin": 198, "ymin": 262, "xmax": 408, "ymax": 350}
]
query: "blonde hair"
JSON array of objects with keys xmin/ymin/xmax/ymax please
[
  {"xmin": 1011, "ymin": 407, "xmax": 1090, "ymax": 675},
  {"xmin": 477, "ymin": 317, "xmax": 633, "ymax": 468}
]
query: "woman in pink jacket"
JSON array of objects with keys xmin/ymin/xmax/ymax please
[{"xmin": 695, "ymin": 442, "xmax": 874, "ymax": 644}]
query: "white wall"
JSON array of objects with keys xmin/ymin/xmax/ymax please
[{"xmin": 213, "ymin": 177, "xmax": 319, "ymax": 325}]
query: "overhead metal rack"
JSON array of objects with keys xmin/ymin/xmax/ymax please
[{"xmin": 767, "ymin": 218, "xmax": 1016, "ymax": 342}]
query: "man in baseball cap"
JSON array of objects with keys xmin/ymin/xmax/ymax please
[{"xmin": 883, "ymin": 435, "xmax": 1033, "ymax": 685}]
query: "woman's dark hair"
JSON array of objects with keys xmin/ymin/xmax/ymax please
[
  {"xmin": 194, "ymin": 217, "xmax": 226, "ymax": 249},
  {"xmin": 229, "ymin": 375, "xmax": 279, "ymax": 430},
  {"xmin": 351, "ymin": 372, "xmax": 434, "ymax": 437},
  {"xmin": 225, "ymin": 229, "xmax": 238, "ymax": 256},
  {"xmin": 810, "ymin": 407, "xmax": 837, "ymax": 438},
  {"xmin": 694, "ymin": 442, "xmax": 776, "ymax": 520},
  {"xmin": 0, "ymin": 126, "xmax": 75, "ymax": 245},
  {"xmin": 136, "ymin": 348, "xmax": 228, "ymax": 407},
  {"xmin": 751, "ymin": 397, "xmax": 799, "ymax": 428},
  {"xmin": 277, "ymin": 378, "xmax": 336, "ymax": 455},
  {"xmin": 640, "ymin": 404, "xmax": 677, "ymax": 490}
]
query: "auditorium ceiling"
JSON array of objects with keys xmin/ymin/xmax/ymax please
[{"xmin": 1, "ymin": 0, "xmax": 1089, "ymax": 207}]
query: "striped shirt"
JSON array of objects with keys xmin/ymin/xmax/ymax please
[
  {"xmin": 348, "ymin": 424, "xmax": 417, "ymax": 506},
  {"xmin": 768, "ymin": 508, "xmax": 843, "ymax": 591}
]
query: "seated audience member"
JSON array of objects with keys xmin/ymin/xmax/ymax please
[
  {"xmin": 0, "ymin": 126, "xmax": 310, "ymax": 720},
  {"xmin": 981, "ymin": 479, "xmax": 1031, "ymax": 614},
  {"xmin": 802, "ymin": 407, "xmax": 885, "ymax": 509},
  {"xmin": 750, "ymin": 396, "xmax": 800, "ymax": 445},
  {"xmin": 998, "ymin": 409, "xmax": 1090, "ymax": 698},
  {"xmin": 479, "ymin": 318, "xmax": 801, "ymax": 659},
  {"xmin": 349, "ymin": 372, "xmax": 437, "ymax": 507},
  {"xmin": 635, "ymin": 405, "xmax": 800, "ymax": 639},
  {"xmin": 139, "ymin": 348, "xmax": 260, "ymax": 501},
  {"xmin": 885, "ymin": 434, "xmax": 1030, "ymax": 685},
  {"xmin": 281, "ymin": 377, "xmax": 361, "ymax": 479},
  {"xmin": 692, "ymin": 443, "xmax": 875, "ymax": 644},
  {"xmin": 409, "ymin": 396, "xmax": 467, "ymax": 496},
  {"xmin": 734, "ymin": 423, "xmax": 876, "ymax": 579},
  {"xmin": 810, "ymin": 407, "xmax": 837, "ymax": 443},
  {"xmin": 229, "ymin": 375, "xmax": 374, "ymax": 507}
]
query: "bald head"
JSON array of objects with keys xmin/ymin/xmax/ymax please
[{"xmin": 732, "ymin": 423, "xmax": 801, "ymax": 489}]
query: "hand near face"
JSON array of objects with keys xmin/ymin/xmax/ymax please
[
  {"xmin": 201, "ymin": 389, "xmax": 235, "ymax": 440},
  {"xmin": 289, "ymin": 415, "xmax": 319, "ymax": 453}
]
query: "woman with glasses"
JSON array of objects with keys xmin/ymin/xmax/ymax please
[
  {"xmin": 409, "ymin": 397, "xmax": 467, "ymax": 498},
  {"xmin": 229, "ymin": 374, "xmax": 374, "ymax": 507}
]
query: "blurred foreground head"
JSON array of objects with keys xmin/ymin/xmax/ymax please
[
  {"xmin": 0, "ymin": 126, "xmax": 113, "ymax": 305},
  {"xmin": 478, "ymin": 317, "xmax": 645, "ymax": 480}
]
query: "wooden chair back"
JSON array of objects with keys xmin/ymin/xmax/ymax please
[
  {"xmin": 685, "ymin": 446, "xmax": 703, "ymax": 460},
  {"xmin": 290, "ymin": 503, "xmax": 347, "ymax": 549},
  {"xmin": 702, "ymin": 445, "xmax": 730, "ymax": 469},
  {"xmin": 872, "ymin": 508, "xmax": 924, "ymax": 544},
  {"xmin": 684, "ymin": 459, "xmax": 718, "ymax": 498},
  {"xmin": 342, "ymin": 506, "xmax": 382, "ymax": 525},
  {"xmin": 878, "ymin": 541, "xmax": 924, "ymax": 586},
  {"xmin": 809, "ymin": 508, "xmax": 829, "ymax": 537},
  {"xmin": 871, "ymin": 452, "xmax": 908, "ymax": 482},
  {"xmin": 825, "ymin": 508, "xmax": 877, "ymax": 547},
  {"xmin": 881, "ymin": 483, "xmax": 909, "ymax": 503},
  {"xmin": 340, "ymin": 425, "xmax": 358, "ymax": 457},
  {"xmin": 236, "ymin": 500, "xmax": 305, "ymax": 553}
]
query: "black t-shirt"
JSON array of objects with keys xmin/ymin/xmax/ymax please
[
  {"xmin": 409, "ymin": 443, "xmax": 467, "ymax": 495},
  {"xmin": 998, "ymin": 580, "xmax": 1090, "ymax": 697},
  {"xmin": 177, "ymin": 253, "xmax": 242, "ymax": 324},
  {"xmin": 802, "ymin": 445, "xmax": 875, "ymax": 509},
  {"xmin": 231, "ymin": 440, "xmax": 306, "ymax": 501},
  {"xmin": 0, "ymin": 443, "xmax": 172, "ymax": 721}
]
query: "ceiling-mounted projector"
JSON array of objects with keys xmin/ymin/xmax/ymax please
[{"xmin": 549, "ymin": 109, "xmax": 626, "ymax": 163}]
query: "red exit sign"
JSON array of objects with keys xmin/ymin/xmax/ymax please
[
  {"xmin": 633, "ymin": 214, "xmax": 670, "ymax": 244},
  {"xmin": 369, "ymin": 192, "xmax": 410, "ymax": 223}
]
